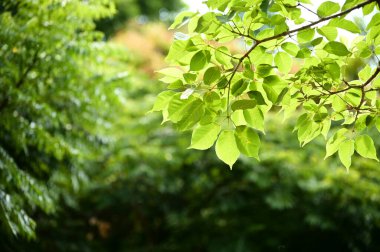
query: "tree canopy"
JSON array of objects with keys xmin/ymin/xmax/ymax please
[{"xmin": 154, "ymin": 0, "xmax": 380, "ymax": 169}]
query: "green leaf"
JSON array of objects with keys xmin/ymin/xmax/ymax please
[
  {"xmin": 257, "ymin": 64, "xmax": 274, "ymax": 77},
  {"xmin": 329, "ymin": 18, "xmax": 361, "ymax": 33},
  {"xmin": 176, "ymin": 99, "xmax": 205, "ymax": 131},
  {"xmin": 297, "ymin": 29, "xmax": 315, "ymax": 43},
  {"xmin": 215, "ymin": 46, "xmax": 233, "ymax": 67},
  {"xmin": 204, "ymin": 67, "xmax": 221, "ymax": 85},
  {"xmin": 169, "ymin": 11, "xmax": 195, "ymax": 29},
  {"xmin": 274, "ymin": 52, "xmax": 292, "ymax": 73},
  {"xmin": 149, "ymin": 91, "xmax": 176, "ymax": 112},
  {"xmin": 317, "ymin": 1, "xmax": 340, "ymax": 17},
  {"xmin": 234, "ymin": 126, "xmax": 260, "ymax": 160},
  {"xmin": 338, "ymin": 140, "xmax": 355, "ymax": 170},
  {"xmin": 231, "ymin": 79, "xmax": 248, "ymax": 96},
  {"xmin": 366, "ymin": 13, "xmax": 380, "ymax": 31},
  {"xmin": 323, "ymin": 41, "xmax": 350, "ymax": 56},
  {"xmin": 325, "ymin": 129, "xmax": 347, "ymax": 159},
  {"xmin": 281, "ymin": 42, "xmax": 299, "ymax": 56},
  {"xmin": 215, "ymin": 130, "xmax": 240, "ymax": 168},
  {"xmin": 190, "ymin": 50, "xmax": 210, "ymax": 71},
  {"xmin": 168, "ymin": 95, "xmax": 201, "ymax": 123},
  {"xmin": 231, "ymin": 100, "xmax": 257, "ymax": 111},
  {"xmin": 190, "ymin": 123, "xmax": 221, "ymax": 150},
  {"xmin": 243, "ymin": 108, "xmax": 265, "ymax": 133},
  {"xmin": 355, "ymin": 135, "xmax": 379, "ymax": 161},
  {"xmin": 317, "ymin": 26, "xmax": 338, "ymax": 41},
  {"xmin": 248, "ymin": 91, "xmax": 267, "ymax": 105}
]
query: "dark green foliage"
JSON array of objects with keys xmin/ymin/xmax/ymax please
[
  {"xmin": 0, "ymin": 0, "xmax": 128, "ymax": 239},
  {"xmin": 9, "ymin": 115, "xmax": 380, "ymax": 252}
]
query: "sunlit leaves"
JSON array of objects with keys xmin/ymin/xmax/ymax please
[
  {"xmin": 281, "ymin": 42, "xmax": 299, "ymax": 56},
  {"xmin": 317, "ymin": 1, "xmax": 340, "ymax": 17},
  {"xmin": 355, "ymin": 135, "xmax": 378, "ymax": 161},
  {"xmin": 190, "ymin": 123, "xmax": 221, "ymax": 150},
  {"xmin": 338, "ymin": 140, "xmax": 355, "ymax": 170},
  {"xmin": 204, "ymin": 67, "xmax": 221, "ymax": 85},
  {"xmin": 157, "ymin": 0, "xmax": 380, "ymax": 169},
  {"xmin": 323, "ymin": 41, "xmax": 350, "ymax": 56},
  {"xmin": 235, "ymin": 126, "xmax": 260, "ymax": 160},
  {"xmin": 274, "ymin": 52, "xmax": 292, "ymax": 73},
  {"xmin": 215, "ymin": 130, "xmax": 240, "ymax": 168}
]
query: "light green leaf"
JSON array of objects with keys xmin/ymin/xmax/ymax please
[
  {"xmin": 243, "ymin": 108, "xmax": 265, "ymax": 133},
  {"xmin": 358, "ymin": 65, "xmax": 372, "ymax": 81},
  {"xmin": 204, "ymin": 67, "xmax": 221, "ymax": 85},
  {"xmin": 317, "ymin": 1, "xmax": 340, "ymax": 17},
  {"xmin": 355, "ymin": 135, "xmax": 379, "ymax": 161},
  {"xmin": 323, "ymin": 41, "xmax": 350, "ymax": 56},
  {"xmin": 317, "ymin": 26, "xmax": 338, "ymax": 41},
  {"xmin": 329, "ymin": 19, "xmax": 361, "ymax": 33},
  {"xmin": 190, "ymin": 123, "xmax": 221, "ymax": 150},
  {"xmin": 274, "ymin": 52, "xmax": 292, "ymax": 73},
  {"xmin": 215, "ymin": 130, "xmax": 240, "ymax": 168},
  {"xmin": 169, "ymin": 11, "xmax": 195, "ymax": 30},
  {"xmin": 338, "ymin": 139, "xmax": 355, "ymax": 170},
  {"xmin": 176, "ymin": 99, "xmax": 205, "ymax": 131},
  {"xmin": 366, "ymin": 13, "xmax": 380, "ymax": 31},
  {"xmin": 215, "ymin": 46, "xmax": 233, "ymax": 67},
  {"xmin": 149, "ymin": 91, "xmax": 176, "ymax": 113},
  {"xmin": 281, "ymin": 42, "xmax": 299, "ymax": 56},
  {"xmin": 297, "ymin": 28, "xmax": 315, "ymax": 43},
  {"xmin": 325, "ymin": 128, "xmax": 348, "ymax": 159},
  {"xmin": 234, "ymin": 126, "xmax": 260, "ymax": 160}
]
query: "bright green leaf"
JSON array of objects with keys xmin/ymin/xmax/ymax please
[
  {"xmin": 215, "ymin": 130, "xmax": 240, "ymax": 168},
  {"xmin": 355, "ymin": 135, "xmax": 379, "ymax": 161},
  {"xmin": 234, "ymin": 126, "xmax": 260, "ymax": 160},
  {"xmin": 190, "ymin": 123, "xmax": 221, "ymax": 150}
]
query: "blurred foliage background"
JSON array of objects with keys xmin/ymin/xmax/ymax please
[{"xmin": 0, "ymin": 0, "xmax": 380, "ymax": 251}]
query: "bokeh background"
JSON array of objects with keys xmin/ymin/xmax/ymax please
[{"xmin": 1, "ymin": 0, "xmax": 380, "ymax": 251}]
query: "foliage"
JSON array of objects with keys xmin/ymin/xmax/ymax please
[
  {"xmin": 0, "ymin": 0, "xmax": 131, "ymax": 239},
  {"xmin": 154, "ymin": 0, "xmax": 380, "ymax": 169}
]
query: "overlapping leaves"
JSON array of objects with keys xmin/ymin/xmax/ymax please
[{"xmin": 154, "ymin": 0, "xmax": 380, "ymax": 169}]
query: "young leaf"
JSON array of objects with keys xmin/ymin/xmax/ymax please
[
  {"xmin": 355, "ymin": 135, "xmax": 379, "ymax": 161},
  {"xmin": 149, "ymin": 91, "xmax": 176, "ymax": 113},
  {"xmin": 274, "ymin": 52, "xmax": 292, "ymax": 73},
  {"xmin": 325, "ymin": 129, "xmax": 347, "ymax": 159},
  {"xmin": 297, "ymin": 29, "xmax": 315, "ymax": 43},
  {"xmin": 281, "ymin": 42, "xmax": 299, "ymax": 56},
  {"xmin": 323, "ymin": 41, "xmax": 350, "ymax": 56},
  {"xmin": 190, "ymin": 123, "xmax": 221, "ymax": 150},
  {"xmin": 215, "ymin": 130, "xmax": 240, "ymax": 168},
  {"xmin": 317, "ymin": 26, "xmax": 338, "ymax": 41},
  {"xmin": 204, "ymin": 67, "xmax": 221, "ymax": 85},
  {"xmin": 317, "ymin": 1, "xmax": 340, "ymax": 17},
  {"xmin": 338, "ymin": 139, "xmax": 355, "ymax": 170},
  {"xmin": 234, "ymin": 126, "xmax": 260, "ymax": 160}
]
